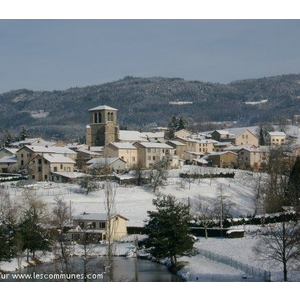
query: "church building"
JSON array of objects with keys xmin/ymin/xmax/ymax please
[{"xmin": 86, "ymin": 105, "xmax": 119, "ymax": 146}]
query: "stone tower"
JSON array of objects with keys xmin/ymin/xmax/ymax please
[{"xmin": 86, "ymin": 105, "xmax": 119, "ymax": 146}]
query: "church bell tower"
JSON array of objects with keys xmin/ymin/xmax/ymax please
[{"xmin": 86, "ymin": 105, "xmax": 119, "ymax": 146}]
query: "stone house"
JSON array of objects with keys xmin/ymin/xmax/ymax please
[
  {"xmin": 28, "ymin": 153, "xmax": 76, "ymax": 181},
  {"xmin": 237, "ymin": 147, "xmax": 270, "ymax": 171}
]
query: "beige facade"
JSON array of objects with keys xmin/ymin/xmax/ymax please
[
  {"xmin": 238, "ymin": 147, "xmax": 269, "ymax": 171},
  {"xmin": 266, "ymin": 132, "xmax": 287, "ymax": 146},
  {"xmin": 211, "ymin": 129, "xmax": 258, "ymax": 147},
  {"xmin": 28, "ymin": 154, "xmax": 75, "ymax": 181},
  {"xmin": 0, "ymin": 156, "xmax": 18, "ymax": 173},
  {"xmin": 68, "ymin": 213, "xmax": 128, "ymax": 242},
  {"xmin": 86, "ymin": 105, "xmax": 119, "ymax": 147},
  {"xmin": 104, "ymin": 143, "xmax": 138, "ymax": 168},
  {"xmin": 176, "ymin": 137, "xmax": 214, "ymax": 154},
  {"xmin": 235, "ymin": 130, "xmax": 259, "ymax": 147},
  {"xmin": 208, "ymin": 151, "xmax": 237, "ymax": 168},
  {"xmin": 133, "ymin": 142, "xmax": 174, "ymax": 169},
  {"xmin": 167, "ymin": 140, "xmax": 186, "ymax": 159}
]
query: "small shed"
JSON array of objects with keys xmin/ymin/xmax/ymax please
[{"xmin": 226, "ymin": 229, "xmax": 245, "ymax": 238}]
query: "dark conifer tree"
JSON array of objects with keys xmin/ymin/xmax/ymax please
[
  {"xmin": 144, "ymin": 195, "xmax": 194, "ymax": 267},
  {"xmin": 285, "ymin": 156, "xmax": 300, "ymax": 206}
]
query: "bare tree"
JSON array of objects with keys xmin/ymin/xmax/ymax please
[
  {"xmin": 192, "ymin": 198, "xmax": 213, "ymax": 239},
  {"xmin": 104, "ymin": 181, "xmax": 117, "ymax": 282},
  {"xmin": 253, "ymin": 220, "xmax": 300, "ymax": 281},
  {"xmin": 214, "ymin": 184, "xmax": 235, "ymax": 229},
  {"xmin": 148, "ymin": 159, "xmax": 168, "ymax": 193}
]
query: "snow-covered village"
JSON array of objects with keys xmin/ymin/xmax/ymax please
[
  {"xmin": 1, "ymin": 101, "xmax": 300, "ymax": 283},
  {"xmin": 1, "ymin": 19, "xmax": 300, "ymax": 300}
]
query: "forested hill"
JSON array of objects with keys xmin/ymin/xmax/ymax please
[{"xmin": 1, "ymin": 74, "xmax": 300, "ymax": 141}]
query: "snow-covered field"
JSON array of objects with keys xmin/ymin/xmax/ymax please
[{"xmin": 6, "ymin": 166, "xmax": 259, "ymax": 227}]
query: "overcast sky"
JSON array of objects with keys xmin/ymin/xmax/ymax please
[{"xmin": 0, "ymin": 19, "xmax": 299, "ymax": 93}]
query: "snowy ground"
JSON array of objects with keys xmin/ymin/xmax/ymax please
[{"xmin": 6, "ymin": 166, "xmax": 260, "ymax": 227}]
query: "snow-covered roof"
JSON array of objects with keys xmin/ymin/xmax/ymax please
[
  {"xmin": 49, "ymin": 147, "xmax": 77, "ymax": 155},
  {"xmin": 20, "ymin": 145, "xmax": 56, "ymax": 153},
  {"xmin": 73, "ymin": 213, "xmax": 128, "ymax": 221},
  {"xmin": 87, "ymin": 157, "xmax": 126, "ymax": 168},
  {"xmin": 3, "ymin": 147, "xmax": 18, "ymax": 154},
  {"xmin": 43, "ymin": 154, "xmax": 76, "ymax": 164},
  {"xmin": 0, "ymin": 156, "xmax": 18, "ymax": 164},
  {"xmin": 51, "ymin": 171, "xmax": 87, "ymax": 179},
  {"xmin": 140, "ymin": 132, "xmax": 165, "ymax": 138},
  {"xmin": 77, "ymin": 148, "xmax": 101, "ymax": 156},
  {"xmin": 223, "ymin": 144, "xmax": 255, "ymax": 152},
  {"xmin": 268, "ymin": 131, "xmax": 287, "ymax": 136},
  {"xmin": 136, "ymin": 142, "xmax": 173, "ymax": 149},
  {"xmin": 109, "ymin": 143, "xmax": 137, "ymax": 150},
  {"xmin": 208, "ymin": 151, "xmax": 237, "ymax": 157},
  {"xmin": 118, "ymin": 130, "xmax": 147, "ymax": 142},
  {"xmin": 167, "ymin": 140, "xmax": 186, "ymax": 146},
  {"xmin": 88, "ymin": 105, "xmax": 117, "ymax": 111}
]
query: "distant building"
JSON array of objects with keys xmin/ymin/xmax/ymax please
[
  {"xmin": 208, "ymin": 151, "xmax": 237, "ymax": 168},
  {"xmin": 104, "ymin": 143, "xmax": 138, "ymax": 168},
  {"xmin": 86, "ymin": 105, "xmax": 119, "ymax": 147},
  {"xmin": 133, "ymin": 142, "xmax": 174, "ymax": 168},
  {"xmin": 28, "ymin": 153, "xmax": 76, "ymax": 181},
  {"xmin": 87, "ymin": 157, "xmax": 127, "ymax": 174},
  {"xmin": 67, "ymin": 213, "xmax": 129, "ymax": 242},
  {"xmin": 237, "ymin": 147, "xmax": 270, "ymax": 171},
  {"xmin": 211, "ymin": 129, "xmax": 258, "ymax": 147},
  {"xmin": 266, "ymin": 132, "xmax": 286, "ymax": 146}
]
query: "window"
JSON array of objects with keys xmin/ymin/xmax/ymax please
[
  {"xmin": 246, "ymin": 135, "xmax": 248, "ymax": 139},
  {"xmin": 38, "ymin": 167, "xmax": 42, "ymax": 172},
  {"xmin": 44, "ymin": 175, "xmax": 48, "ymax": 180},
  {"xmin": 32, "ymin": 175, "xmax": 35, "ymax": 179},
  {"xmin": 38, "ymin": 159, "xmax": 42, "ymax": 164},
  {"xmin": 153, "ymin": 156, "xmax": 156, "ymax": 160},
  {"xmin": 54, "ymin": 167, "xmax": 57, "ymax": 172},
  {"xmin": 60, "ymin": 164, "xmax": 63, "ymax": 170},
  {"xmin": 147, "ymin": 149, "xmax": 151, "ymax": 153},
  {"xmin": 99, "ymin": 222, "xmax": 106, "ymax": 229},
  {"xmin": 94, "ymin": 112, "xmax": 98, "ymax": 123},
  {"xmin": 132, "ymin": 157, "xmax": 136, "ymax": 162},
  {"xmin": 21, "ymin": 154, "xmax": 24, "ymax": 158},
  {"xmin": 91, "ymin": 222, "xmax": 96, "ymax": 229},
  {"xmin": 21, "ymin": 160, "xmax": 24, "ymax": 165}
]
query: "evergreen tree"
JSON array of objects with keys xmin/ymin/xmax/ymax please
[
  {"xmin": 167, "ymin": 116, "xmax": 178, "ymax": 139},
  {"xmin": 259, "ymin": 126, "xmax": 265, "ymax": 146},
  {"xmin": 0, "ymin": 221, "xmax": 15, "ymax": 262},
  {"xmin": 144, "ymin": 195, "xmax": 195, "ymax": 267},
  {"xmin": 19, "ymin": 206, "xmax": 51, "ymax": 260},
  {"xmin": 177, "ymin": 116, "xmax": 186, "ymax": 130},
  {"xmin": 285, "ymin": 156, "xmax": 300, "ymax": 206},
  {"xmin": 4, "ymin": 133, "xmax": 12, "ymax": 147},
  {"xmin": 19, "ymin": 126, "xmax": 30, "ymax": 141}
]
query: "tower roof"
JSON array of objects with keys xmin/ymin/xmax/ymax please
[{"xmin": 89, "ymin": 105, "xmax": 118, "ymax": 112}]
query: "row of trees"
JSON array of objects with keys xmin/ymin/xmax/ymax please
[{"xmin": 1, "ymin": 127, "xmax": 30, "ymax": 147}]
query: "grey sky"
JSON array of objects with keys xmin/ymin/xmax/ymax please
[{"xmin": 0, "ymin": 19, "xmax": 300, "ymax": 93}]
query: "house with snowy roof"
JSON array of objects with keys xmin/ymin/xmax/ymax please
[
  {"xmin": 237, "ymin": 146, "xmax": 270, "ymax": 171},
  {"xmin": 0, "ymin": 156, "xmax": 18, "ymax": 173},
  {"xmin": 104, "ymin": 142, "xmax": 138, "ymax": 168},
  {"xmin": 133, "ymin": 142, "xmax": 174, "ymax": 168},
  {"xmin": 211, "ymin": 128, "xmax": 258, "ymax": 147},
  {"xmin": 68, "ymin": 212, "xmax": 129, "ymax": 242},
  {"xmin": 266, "ymin": 132, "xmax": 287, "ymax": 146},
  {"xmin": 87, "ymin": 157, "xmax": 127, "ymax": 174},
  {"xmin": 207, "ymin": 151, "xmax": 237, "ymax": 168},
  {"xmin": 0, "ymin": 147, "xmax": 18, "ymax": 159},
  {"xmin": 27, "ymin": 153, "xmax": 76, "ymax": 182}
]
